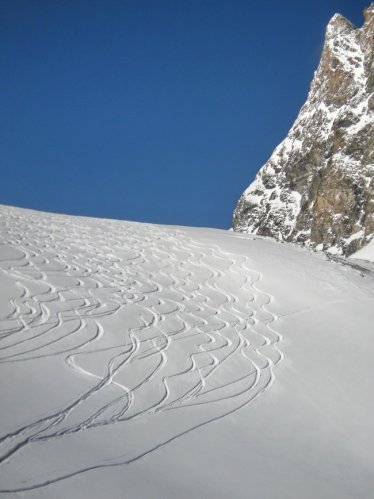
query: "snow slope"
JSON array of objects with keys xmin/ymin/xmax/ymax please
[
  {"xmin": 351, "ymin": 238, "xmax": 374, "ymax": 262},
  {"xmin": 0, "ymin": 205, "xmax": 373, "ymax": 498}
]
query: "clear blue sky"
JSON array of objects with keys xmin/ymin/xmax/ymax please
[{"xmin": 0, "ymin": 0, "xmax": 369, "ymax": 228}]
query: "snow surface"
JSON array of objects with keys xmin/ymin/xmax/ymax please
[
  {"xmin": 351, "ymin": 237, "xmax": 374, "ymax": 262},
  {"xmin": 0, "ymin": 205, "xmax": 374, "ymax": 499}
]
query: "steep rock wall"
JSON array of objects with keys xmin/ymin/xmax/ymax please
[{"xmin": 233, "ymin": 5, "xmax": 374, "ymax": 256}]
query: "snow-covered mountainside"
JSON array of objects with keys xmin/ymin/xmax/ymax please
[
  {"xmin": 233, "ymin": 4, "xmax": 374, "ymax": 256},
  {"xmin": 1, "ymin": 205, "xmax": 374, "ymax": 499}
]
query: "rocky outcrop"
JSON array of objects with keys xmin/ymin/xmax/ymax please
[{"xmin": 233, "ymin": 4, "xmax": 374, "ymax": 256}]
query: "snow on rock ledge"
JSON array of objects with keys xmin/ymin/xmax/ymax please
[
  {"xmin": 351, "ymin": 237, "xmax": 374, "ymax": 261},
  {"xmin": 233, "ymin": 4, "xmax": 374, "ymax": 256}
]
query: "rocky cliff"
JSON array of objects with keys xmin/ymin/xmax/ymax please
[{"xmin": 233, "ymin": 4, "xmax": 374, "ymax": 256}]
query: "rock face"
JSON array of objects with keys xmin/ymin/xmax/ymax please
[{"xmin": 233, "ymin": 5, "xmax": 374, "ymax": 256}]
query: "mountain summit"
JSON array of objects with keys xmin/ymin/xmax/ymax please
[{"xmin": 233, "ymin": 5, "xmax": 374, "ymax": 256}]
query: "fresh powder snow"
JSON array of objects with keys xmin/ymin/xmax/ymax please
[{"xmin": 0, "ymin": 204, "xmax": 373, "ymax": 499}]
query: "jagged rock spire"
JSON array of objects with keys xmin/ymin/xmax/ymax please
[{"xmin": 233, "ymin": 6, "xmax": 374, "ymax": 256}]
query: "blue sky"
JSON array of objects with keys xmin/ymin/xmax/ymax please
[{"xmin": 0, "ymin": 0, "xmax": 369, "ymax": 228}]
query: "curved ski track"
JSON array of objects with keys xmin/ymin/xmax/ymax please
[{"xmin": 0, "ymin": 206, "xmax": 282, "ymax": 492}]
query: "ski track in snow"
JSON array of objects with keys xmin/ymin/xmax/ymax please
[{"xmin": 0, "ymin": 206, "xmax": 282, "ymax": 492}]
